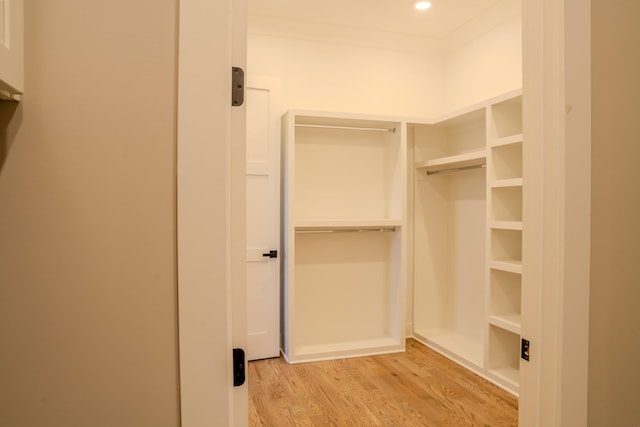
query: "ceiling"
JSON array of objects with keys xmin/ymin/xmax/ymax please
[{"xmin": 248, "ymin": 0, "xmax": 507, "ymax": 39}]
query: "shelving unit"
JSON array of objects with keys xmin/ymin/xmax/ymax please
[
  {"xmin": 280, "ymin": 91, "xmax": 524, "ymax": 394},
  {"xmin": 486, "ymin": 93, "xmax": 523, "ymax": 394},
  {"xmin": 282, "ymin": 111, "xmax": 407, "ymax": 363},
  {"xmin": 410, "ymin": 90, "xmax": 523, "ymax": 395}
]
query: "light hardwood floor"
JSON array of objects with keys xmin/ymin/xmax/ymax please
[{"xmin": 248, "ymin": 339, "xmax": 518, "ymax": 426}]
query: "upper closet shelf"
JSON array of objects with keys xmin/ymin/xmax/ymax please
[
  {"xmin": 489, "ymin": 260, "xmax": 523, "ymax": 274},
  {"xmin": 416, "ymin": 150, "xmax": 486, "ymax": 175},
  {"xmin": 491, "ymin": 178, "xmax": 523, "ymax": 188},
  {"xmin": 295, "ymin": 219, "xmax": 401, "ymax": 232},
  {"xmin": 491, "ymin": 221, "xmax": 523, "ymax": 231},
  {"xmin": 491, "ymin": 134, "xmax": 523, "ymax": 148},
  {"xmin": 489, "ymin": 314, "xmax": 522, "ymax": 335}
]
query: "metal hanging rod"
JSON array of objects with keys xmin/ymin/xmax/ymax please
[
  {"xmin": 295, "ymin": 227, "xmax": 397, "ymax": 234},
  {"xmin": 426, "ymin": 164, "xmax": 486, "ymax": 176},
  {"xmin": 296, "ymin": 123, "xmax": 396, "ymax": 133}
]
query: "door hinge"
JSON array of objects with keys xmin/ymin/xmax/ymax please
[
  {"xmin": 231, "ymin": 67, "xmax": 244, "ymax": 107},
  {"xmin": 521, "ymin": 338, "xmax": 530, "ymax": 361},
  {"xmin": 233, "ymin": 348, "xmax": 245, "ymax": 387}
]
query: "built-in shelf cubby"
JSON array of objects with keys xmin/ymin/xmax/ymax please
[
  {"xmin": 491, "ymin": 229, "xmax": 522, "ymax": 265},
  {"xmin": 491, "ymin": 96, "xmax": 523, "ymax": 139},
  {"xmin": 491, "ymin": 186, "xmax": 523, "ymax": 223},
  {"xmin": 487, "ymin": 325, "xmax": 521, "ymax": 387},
  {"xmin": 488, "ymin": 269, "xmax": 522, "ymax": 334},
  {"xmin": 491, "ymin": 142, "xmax": 523, "ymax": 181}
]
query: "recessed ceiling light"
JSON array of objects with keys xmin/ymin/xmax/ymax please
[{"xmin": 415, "ymin": 1, "xmax": 432, "ymax": 10}]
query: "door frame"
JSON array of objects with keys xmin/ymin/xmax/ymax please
[
  {"xmin": 520, "ymin": 0, "xmax": 591, "ymax": 425},
  {"xmin": 176, "ymin": 0, "xmax": 247, "ymax": 426},
  {"xmin": 176, "ymin": 0, "xmax": 593, "ymax": 425}
]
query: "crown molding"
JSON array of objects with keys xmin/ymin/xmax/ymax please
[
  {"xmin": 248, "ymin": 0, "xmax": 521, "ymax": 57},
  {"xmin": 248, "ymin": 14, "xmax": 443, "ymax": 55}
]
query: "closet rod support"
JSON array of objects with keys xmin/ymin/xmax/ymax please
[
  {"xmin": 295, "ymin": 124, "xmax": 396, "ymax": 133},
  {"xmin": 426, "ymin": 164, "xmax": 486, "ymax": 176}
]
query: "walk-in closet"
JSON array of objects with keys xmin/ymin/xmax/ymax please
[{"xmin": 246, "ymin": 0, "xmax": 526, "ymax": 420}]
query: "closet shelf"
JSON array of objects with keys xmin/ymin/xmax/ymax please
[
  {"xmin": 294, "ymin": 219, "xmax": 401, "ymax": 232},
  {"xmin": 489, "ymin": 260, "xmax": 523, "ymax": 274},
  {"xmin": 489, "ymin": 314, "xmax": 522, "ymax": 335},
  {"xmin": 491, "ymin": 178, "xmax": 523, "ymax": 188},
  {"xmin": 490, "ymin": 221, "xmax": 523, "ymax": 231},
  {"xmin": 413, "ymin": 328, "xmax": 483, "ymax": 368},
  {"xmin": 415, "ymin": 150, "xmax": 486, "ymax": 174},
  {"xmin": 491, "ymin": 133, "xmax": 523, "ymax": 148},
  {"xmin": 292, "ymin": 336, "xmax": 403, "ymax": 363},
  {"xmin": 491, "ymin": 366, "xmax": 520, "ymax": 388}
]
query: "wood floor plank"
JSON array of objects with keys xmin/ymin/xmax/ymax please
[{"xmin": 249, "ymin": 339, "xmax": 518, "ymax": 426}]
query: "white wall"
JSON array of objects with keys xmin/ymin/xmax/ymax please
[
  {"xmin": 443, "ymin": 16, "xmax": 523, "ymax": 112},
  {"xmin": 248, "ymin": 32, "xmax": 444, "ymax": 118},
  {"xmin": 248, "ymin": 10, "xmax": 522, "ymax": 119}
]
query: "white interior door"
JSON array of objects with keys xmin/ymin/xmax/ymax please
[{"xmin": 246, "ymin": 76, "xmax": 281, "ymax": 361}]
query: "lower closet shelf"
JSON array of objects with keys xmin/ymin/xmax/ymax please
[
  {"xmin": 412, "ymin": 328, "xmax": 484, "ymax": 369},
  {"xmin": 490, "ymin": 366, "xmax": 520, "ymax": 388},
  {"xmin": 287, "ymin": 337, "xmax": 404, "ymax": 364}
]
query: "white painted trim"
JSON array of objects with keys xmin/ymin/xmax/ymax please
[
  {"xmin": 231, "ymin": 1, "xmax": 249, "ymax": 425},
  {"xmin": 520, "ymin": 3, "xmax": 547, "ymax": 424},
  {"xmin": 177, "ymin": 0, "xmax": 237, "ymax": 425},
  {"xmin": 557, "ymin": 0, "xmax": 591, "ymax": 424},
  {"xmin": 520, "ymin": 0, "xmax": 591, "ymax": 425}
]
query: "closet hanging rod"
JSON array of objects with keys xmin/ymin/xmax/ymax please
[
  {"xmin": 296, "ymin": 123, "xmax": 396, "ymax": 133},
  {"xmin": 426, "ymin": 164, "xmax": 486, "ymax": 176},
  {"xmin": 295, "ymin": 227, "xmax": 396, "ymax": 234}
]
